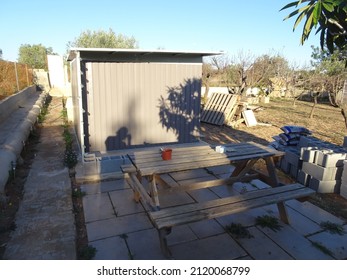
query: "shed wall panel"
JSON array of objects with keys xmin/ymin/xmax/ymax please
[{"xmin": 84, "ymin": 62, "xmax": 201, "ymax": 152}]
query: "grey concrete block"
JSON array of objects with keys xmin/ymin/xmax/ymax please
[
  {"xmin": 280, "ymin": 157, "xmax": 290, "ymax": 173},
  {"xmin": 302, "ymin": 162, "xmax": 343, "ymax": 181},
  {"xmin": 289, "ymin": 163, "xmax": 299, "ymax": 179},
  {"xmin": 297, "ymin": 170, "xmax": 308, "ymax": 186},
  {"xmin": 309, "ymin": 177, "xmax": 341, "ymax": 193},
  {"xmin": 316, "ymin": 152, "xmax": 346, "ymax": 168},
  {"xmin": 300, "ymin": 147, "xmax": 318, "ymax": 163},
  {"xmin": 285, "ymin": 149, "xmax": 302, "ymax": 167}
]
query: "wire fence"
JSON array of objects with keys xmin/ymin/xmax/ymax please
[{"xmin": 0, "ymin": 60, "xmax": 34, "ymax": 100}]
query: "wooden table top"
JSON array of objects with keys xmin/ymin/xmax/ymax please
[{"xmin": 124, "ymin": 141, "xmax": 283, "ymax": 177}]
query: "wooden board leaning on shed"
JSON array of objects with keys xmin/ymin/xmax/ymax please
[{"xmin": 201, "ymin": 92, "xmax": 239, "ymax": 125}]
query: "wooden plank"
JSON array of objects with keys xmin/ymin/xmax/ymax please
[
  {"xmin": 151, "ymin": 183, "xmax": 305, "ymax": 219},
  {"xmin": 158, "ymin": 173, "xmax": 259, "ymax": 194},
  {"xmin": 150, "ymin": 184, "xmax": 315, "ymax": 228},
  {"xmin": 127, "ymin": 174, "xmax": 156, "ymax": 210},
  {"xmin": 201, "ymin": 93, "xmax": 239, "ymax": 125}
]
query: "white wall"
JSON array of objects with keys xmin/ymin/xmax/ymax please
[{"xmin": 47, "ymin": 55, "xmax": 65, "ymax": 88}]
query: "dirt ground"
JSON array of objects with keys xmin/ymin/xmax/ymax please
[
  {"xmin": 1, "ymin": 97, "xmax": 346, "ymax": 260},
  {"xmin": 201, "ymin": 98, "xmax": 347, "ymax": 222}
]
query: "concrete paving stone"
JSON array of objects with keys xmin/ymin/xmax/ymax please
[
  {"xmin": 169, "ymin": 168, "xmax": 212, "ymax": 181},
  {"xmin": 188, "ymin": 219, "xmax": 225, "ymax": 239},
  {"xmin": 109, "ymin": 188, "xmax": 145, "ymax": 216},
  {"xmin": 83, "ymin": 192, "xmax": 115, "ymax": 222},
  {"xmin": 126, "ymin": 228, "xmax": 167, "ymax": 260},
  {"xmin": 158, "ymin": 191, "xmax": 195, "ymax": 208},
  {"xmin": 90, "ymin": 236, "xmax": 130, "ymax": 260},
  {"xmin": 206, "ymin": 165, "xmax": 235, "ymax": 175},
  {"xmin": 170, "ymin": 233, "xmax": 247, "ymax": 260},
  {"xmin": 216, "ymin": 208, "xmax": 270, "ymax": 228},
  {"xmin": 261, "ymin": 203, "xmax": 322, "ymax": 236},
  {"xmin": 286, "ymin": 200, "xmax": 345, "ymax": 225},
  {"xmin": 176, "ymin": 174, "xmax": 217, "ymax": 185},
  {"xmin": 86, "ymin": 213, "xmax": 153, "ymax": 241},
  {"xmin": 158, "ymin": 173, "xmax": 180, "ymax": 187},
  {"xmin": 235, "ymin": 226, "xmax": 294, "ymax": 260},
  {"xmin": 209, "ymin": 185, "xmax": 240, "ymax": 198},
  {"xmin": 188, "ymin": 188, "xmax": 220, "ymax": 202},
  {"xmin": 257, "ymin": 223, "xmax": 334, "ymax": 259},
  {"xmin": 81, "ymin": 179, "xmax": 130, "ymax": 195},
  {"xmin": 308, "ymin": 225, "xmax": 347, "ymax": 259},
  {"xmin": 232, "ymin": 182, "xmax": 258, "ymax": 194},
  {"xmin": 166, "ymin": 224, "xmax": 198, "ymax": 246}
]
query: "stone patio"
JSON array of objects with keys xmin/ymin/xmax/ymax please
[{"xmin": 80, "ymin": 164, "xmax": 347, "ymax": 260}]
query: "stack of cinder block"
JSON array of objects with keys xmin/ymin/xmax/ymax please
[
  {"xmin": 298, "ymin": 148, "xmax": 345, "ymax": 193},
  {"xmin": 270, "ymin": 126, "xmax": 347, "ymax": 194}
]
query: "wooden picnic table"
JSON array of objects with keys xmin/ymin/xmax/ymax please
[
  {"xmin": 121, "ymin": 141, "xmax": 314, "ymax": 257},
  {"xmin": 121, "ymin": 141, "xmax": 285, "ymax": 211}
]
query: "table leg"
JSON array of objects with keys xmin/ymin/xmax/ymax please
[
  {"xmin": 149, "ymin": 175, "xmax": 160, "ymax": 210},
  {"xmin": 265, "ymin": 157, "xmax": 289, "ymax": 224},
  {"xmin": 229, "ymin": 159, "xmax": 258, "ymax": 184}
]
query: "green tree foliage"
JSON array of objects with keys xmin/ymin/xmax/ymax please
[
  {"xmin": 18, "ymin": 44, "xmax": 55, "ymax": 69},
  {"xmin": 281, "ymin": 0, "xmax": 347, "ymax": 53},
  {"xmin": 67, "ymin": 28, "xmax": 138, "ymax": 49}
]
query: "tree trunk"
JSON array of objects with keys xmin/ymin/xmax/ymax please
[
  {"xmin": 309, "ymin": 94, "xmax": 318, "ymax": 119},
  {"xmin": 341, "ymin": 106, "xmax": 347, "ymax": 129}
]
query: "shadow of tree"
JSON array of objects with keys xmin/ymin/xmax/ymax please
[{"xmin": 158, "ymin": 78, "xmax": 201, "ymax": 143}]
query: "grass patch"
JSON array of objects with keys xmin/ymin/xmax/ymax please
[
  {"xmin": 320, "ymin": 221, "xmax": 345, "ymax": 235},
  {"xmin": 225, "ymin": 223, "xmax": 253, "ymax": 239},
  {"xmin": 78, "ymin": 245, "xmax": 97, "ymax": 260},
  {"xmin": 255, "ymin": 215, "xmax": 283, "ymax": 232},
  {"xmin": 72, "ymin": 188, "xmax": 86, "ymax": 199}
]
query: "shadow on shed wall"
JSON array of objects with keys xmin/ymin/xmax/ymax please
[{"xmin": 158, "ymin": 78, "xmax": 201, "ymax": 144}]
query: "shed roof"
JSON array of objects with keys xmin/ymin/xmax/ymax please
[{"xmin": 67, "ymin": 48, "xmax": 222, "ymax": 62}]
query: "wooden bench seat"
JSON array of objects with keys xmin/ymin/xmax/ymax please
[{"xmin": 148, "ymin": 183, "xmax": 315, "ymax": 257}]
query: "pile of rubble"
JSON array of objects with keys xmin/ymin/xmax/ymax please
[{"xmin": 270, "ymin": 125, "xmax": 347, "ymax": 198}]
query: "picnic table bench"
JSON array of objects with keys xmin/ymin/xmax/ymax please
[{"xmin": 121, "ymin": 142, "xmax": 315, "ymax": 258}]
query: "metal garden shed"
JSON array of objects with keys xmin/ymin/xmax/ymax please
[{"xmin": 67, "ymin": 48, "xmax": 220, "ymax": 155}]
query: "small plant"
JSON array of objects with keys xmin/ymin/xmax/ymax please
[
  {"xmin": 320, "ymin": 221, "xmax": 345, "ymax": 235},
  {"xmin": 72, "ymin": 188, "xmax": 85, "ymax": 199},
  {"xmin": 78, "ymin": 245, "xmax": 97, "ymax": 260},
  {"xmin": 255, "ymin": 215, "xmax": 283, "ymax": 232},
  {"xmin": 64, "ymin": 149, "xmax": 78, "ymax": 169},
  {"xmin": 225, "ymin": 223, "xmax": 253, "ymax": 239}
]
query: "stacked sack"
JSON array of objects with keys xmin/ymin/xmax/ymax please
[{"xmin": 271, "ymin": 125, "xmax": 311, "ymax": 148}]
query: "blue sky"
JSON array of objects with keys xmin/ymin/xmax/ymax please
[{"xmin": 1, "ymin": 0, "xmax": 320, "ymax": 67}]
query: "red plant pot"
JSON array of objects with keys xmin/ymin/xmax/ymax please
[{"xmin": 161, "ymin": 148, "xmax": 172, "ymax": 160}]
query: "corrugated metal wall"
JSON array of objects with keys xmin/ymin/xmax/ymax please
[
  {"xmin": 70, "ymin": 59, "xmax": 82, "ymax": 146},
  {"xmin": 83, "ymin": 62, "xmax": 202, "ymax": 152}
]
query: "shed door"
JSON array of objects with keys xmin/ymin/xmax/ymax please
[{"xmin": 84, "ymin": 62, "xmax": 202, "ymax": 152}]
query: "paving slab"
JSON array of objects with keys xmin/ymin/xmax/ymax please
[
  {"xmin": 188, "ymin": 219, "xmax": 225, "ymax": 239},
  {"xmin": 257, "ymin": 223, "xmax": 334, "ymax": 259},
  {"xmin": 109, "ymin": 189, "xmax": 145, "ymax": 216},
  {"xmin": 188, "ymin": 188, "xmax": 219, "ymax": 202},
  {"xmin": 286, "ymin": 200, "xmax": 345, "ymax": 225},
  {"xmin": 262, "ymin": 203, "xmax": 322, "ymax": 236},
  {"xmin": 170, "ymin": 233, "xmax": 247, "ymax": 260},
  {"xmin": 90, "ymin": 236, "xmax": 130, "ymax": 260},
  {"xmin": 86, "ymin": 213, "xmax": 153, "ymax": 241},
  {"xmin": 83, "ymin": 192, "xmax": 115, "ymax": 222},
  {"xmin": 81, "ymin": 179, "xmax": 130, "ymax": 195},
  {"xmin": 234, "ymin": 226, "xmax": 294, "ymax": 260},
  {"xmin": 308, "ymin": 225, "xmax": 347, "ymax": 259},
  {"xmin": 169, "ymin": 168, "xmax": 213, "ymax": 181},
  {"xmin": 166, "ymin": 224, "xmax": 198, "ymax": 246},
  {"xmin": 126, "ymin": 228, "xmax": 167, "ymax": 260}
]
